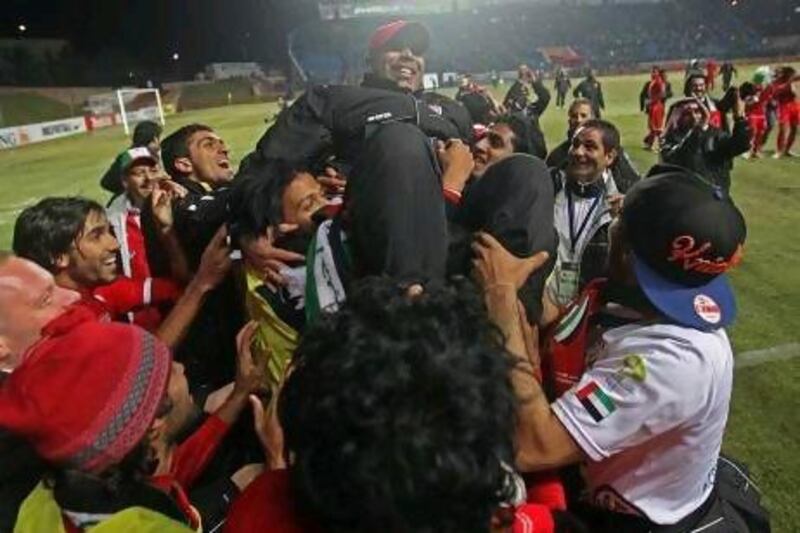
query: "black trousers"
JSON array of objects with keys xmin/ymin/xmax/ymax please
[{"xmin": 347, "ymin": 122, "xmax": 448, "ymax": 283}]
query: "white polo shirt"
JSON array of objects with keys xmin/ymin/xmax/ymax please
[{"xmin": 551, "ymin": 321, "xmax": 733, "ymax": 524}]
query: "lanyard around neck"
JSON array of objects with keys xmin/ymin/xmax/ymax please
[{"xmin": 567, "ymin": 188, "xmax": 602, "ymax": 254}]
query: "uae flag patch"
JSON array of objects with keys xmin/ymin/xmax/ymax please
[{"xmin": 577, "ymin": 381, "xmax": 616, "ymax": 422}]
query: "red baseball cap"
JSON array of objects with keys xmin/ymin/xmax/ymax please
[{"xmin": 368, "ymin": 20, "xmax": 430, "ymax": 55}]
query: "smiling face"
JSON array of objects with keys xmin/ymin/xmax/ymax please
[
  {"xmin": 184, "ymin": 130, "xmax": 233, "ymax": 186},
  {"xmin": 689, "ymin": 77, "xmax": 707, "ymax": 99},
  {"xmin": 123, "ymin": 160, "xmax": 159, "ymax": 207},
  {"xmin": 566, "ymin": 127, "xmax": 617, "ymax": 183},
  {"xmin": 473, "ymin": 123, "xmax": 516, "ymax": 177},
  {"xmin": 371, "ymin": 46, "xmax": 425, "ymax": 92},
  {"xmin": 55, "ymin": 209, "xmax": 120, "ymax": 290}
]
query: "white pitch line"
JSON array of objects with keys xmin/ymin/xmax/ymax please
[{"xmin": 736, "ymin": 343, "xmax": 800, "ymax": 369}]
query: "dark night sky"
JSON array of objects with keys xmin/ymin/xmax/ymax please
[{"xmin": 1, "ymin": 0, "xmax": 319, "ymax": 74}]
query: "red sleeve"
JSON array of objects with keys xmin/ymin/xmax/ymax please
[
  {"xmin": 92, "ymin": 277, "xmax": 181, "ymax": 316},
  {"xmin": 524, "ymin": 471, "xmax": 566, "ymax": 510},
  {"xmin": 169, "ymin": 414, "xmax": 231, "ymax": 489},
  {"xmin": 649, "ymin": 78, "xmax": 665, "ymax": 100},
  {"xmin": 92, "ymin": 277, "xmax": 148, "ymax": 316},
  {"xmin": 148, "ymin": 278, "xmax": 183, "ymax": 304},
  {"xmin": 512, "ymin": 503, "xmax": 556, "ymax": 533},
  {"xmin": 443, "ymin": 187, "xmax": 463, "ymax": 205}
]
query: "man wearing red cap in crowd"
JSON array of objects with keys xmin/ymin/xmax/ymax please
[
  {"xmin": 473, "ymin": 170, "xmax": 767, "ymax": 531},
  {"xmin": 237, "ymin": 19, "xmax": 473, "ymax": 292}
]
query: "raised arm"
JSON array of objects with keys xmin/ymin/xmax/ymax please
[
  {"xmin": 156, "ymin": 226, "xmax": 232, "ymax": 349},
  {"xmin": 472, "ymin": 232, "xmax": 583, "ymax": 472}
]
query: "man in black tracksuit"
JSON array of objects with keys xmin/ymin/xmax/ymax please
[
  {"xmin": 236, "ymin": 20, "xmax": 472, "ymax": 284},
  {"xmin": 554, "ymin": 68, "xmax": 572, "ymax": 108},
  {"xmin": 151, "ymin": 124, "xmax": 245, "ymax": 398},
  {"xmin": 237, "ymin": 21, "xmax": 555, "ymax": 318},
  {"xmin": 573, "ymin": 69, "xmax": 605, "ymax": 118}
]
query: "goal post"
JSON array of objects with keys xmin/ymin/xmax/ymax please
[{"xmin": 115, "ymin": 88, "xmax": 166, "ymax": 137}]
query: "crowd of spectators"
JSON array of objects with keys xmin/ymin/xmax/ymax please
[{"xmin": 292, "ymin": 1, "xmax": 778, "ymax": 83}]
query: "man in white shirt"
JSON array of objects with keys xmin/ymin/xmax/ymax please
[{"xmin": 474, "ymin": 170, "xmax": 748, "ymax": 531}]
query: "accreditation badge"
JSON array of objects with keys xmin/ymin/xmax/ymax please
[{"xmin": 556, "ymin": 261, "xmax": 580, "ymax": 305}]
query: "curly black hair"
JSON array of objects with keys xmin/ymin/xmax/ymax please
[{"xmin": 279, "ymin": 276, "xmax": 520, "ymax": 533}]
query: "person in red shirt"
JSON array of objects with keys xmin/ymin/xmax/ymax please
[
  {"xmin": 225, "ymin": 278, "xmax": 576, "ymax": 533},
  {"xmin": 12, "ymin": 196, "xmax": 233, "ymax": 350},
  {"xmin": 770, "ymin": 66, "xmax": 799, "ymax": 158},
  {"xmin": 106, "ymin": 147, "xmax": 192, "ymax": 330},
  {"xmin": 643, "ymin": 67, "xmax": 668, "ymax": 151},
  {"xmin": 740, "ymin": 81, "xmax": 771, "ymax": 159},
  {"xmin": 2, "ymin": 317, "xmax": 265, "ymax": 532}
]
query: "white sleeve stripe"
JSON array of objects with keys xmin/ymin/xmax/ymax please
[
  {"xmin": 143, "ymin": 278, "xmax": 152, "ymax": 306},
  {"xmin": 551, "ymin": 400, "xmax": 609, "ymax": 462}
]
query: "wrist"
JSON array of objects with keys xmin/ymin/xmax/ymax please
[
  {"xmin": 484, "ymin": 284, "xmax": 519, "ymax": 317},
  {"xmin": 442, "ymin": 169, "xmax": 469, "ymax": 193},
  {"xmin": 483, "ymin": 282, "xmax": 517, "ymax": 293},
  {"xmin": 443, "ymin": 186, "xmax": 462, "ymax": 205},
  {"xmin": 228, "ymin": 386, "xmax": 251, "ymax": 405},
  {"xmin": 187, "ymin": 275, "xmax": 214, "ymax": 295}
]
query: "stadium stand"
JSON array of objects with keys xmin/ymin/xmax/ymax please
[{"xmin": 290, "ymin": 0, "xmax": 778, "ymax": 82}]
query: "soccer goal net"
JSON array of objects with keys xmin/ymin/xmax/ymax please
[
  {"xmin": 84, "ymin": 88, "xmax": 165, "ymax": 136},
  {"xmin": 116, "ymin": 88, "xmax": 165, "ymax": 136}
]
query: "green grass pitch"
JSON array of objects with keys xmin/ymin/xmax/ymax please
[{"xmin": 0, "ymin": 67, "xmax": 798, "ymax": 530}]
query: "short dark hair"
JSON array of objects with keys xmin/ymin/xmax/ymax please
[
  {"xmin": 13, "ymin": 197, "xmax": 105, "ymax": 273},
  {"xmin": 228, "ymin": 159, "xmax": 311, "ymax": 239},
  {"xmin": 131, "ymin": 120, "xmax": 163, "ymax": 148},
  {"xmin": 569, "ymin": 98, "xmax": 595, "ymax": 116},
  {"xmin": 577, "ymin": 119, "xmax": 620, "ymax": 154},
  {"xmin": 494, "ymin": 113, "xmax": 535, "ymax": 155},
  {"xmin": 279, "ymin": 277, "xmax": 519, "ymax": 533},
  {"xmin": 160, "ymin": 124, "xmax": 213, "ymax": 179}
]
